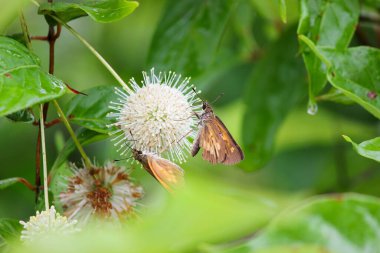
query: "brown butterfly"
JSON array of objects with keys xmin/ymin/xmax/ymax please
[
  {"xmin": 132, "ymin": 149, "xmax": 184, "ymax": 192},
  {"xmin": 192, "ymin": 102, "xmax": 244, "ymax": 165}
]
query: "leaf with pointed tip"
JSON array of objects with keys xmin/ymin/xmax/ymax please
[
  {"xmin": 297, "ymin": 0, "xmax": 359, "ymax": 108},
  {"xmin": 315, "ymin": 46, "xmax": 380, "ymax": 119},
  {"xmin": 6, "ymin": 108, "xmax": 34, "ymax": 123},
  {"xmin": 343, "ymin": 135, "xmax": 380, "ymax": 163},
  {"xmin": 0, "ymin": 36, "xmax": 67, "ymax": 117},
  {"xmin": 38, "ymin": 0, "xmax": 139, "ymax": 24},
  {"xmin": 299, "ymin": 35, "xmax": 380, "ymax": 119}
]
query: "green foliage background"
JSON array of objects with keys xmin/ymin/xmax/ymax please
[{"xmin": 0, "ymin": 0, "xmax": 380, "ymax": 252}]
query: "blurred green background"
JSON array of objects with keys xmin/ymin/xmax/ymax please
[
  {"xmin": 1, "ymin": 0, "xmax": 380, "ymax": 252},
  {"xmin": 1, "ymin": 0, "xmax": 379, "ymax": 217}
]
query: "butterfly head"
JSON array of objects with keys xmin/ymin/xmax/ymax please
[
  {"xmin": 202, "ymin": 101, "xmax": 213, "ymax": 113},
  {"xmin": 131, "ymin": 148, "xmax": 143, "ymax": 160}
]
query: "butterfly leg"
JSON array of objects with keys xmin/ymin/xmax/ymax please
[{"xmin": 193, "ymin": 111, "xmax": 201, "ymax": 119}]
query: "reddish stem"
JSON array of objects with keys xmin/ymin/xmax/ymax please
[
  {"xmin": 30, "ymin": 36, "xmax": 48, "ymax": 41},
  {"xmin": 33, "ymin": 114, "xmax": 74, "ymax": 128},
  {"xmin": 18, "ymin": 178, "xmax": 36, "ymax": 191},
  {"xmin": 48, "ymin": 26, "xmax": 55, "ymax": 74},
  {"xmin": 44, "ymin": 118, "xmax": 62, "ymax": 127},
  {"xmin": 54, "ymin": 24, "xmax": 62, "ymax": 39}
]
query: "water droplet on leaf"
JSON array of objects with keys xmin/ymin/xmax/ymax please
[{"xmin": 307, "ymin": 101, "xmax": 318, "ymax": 115}]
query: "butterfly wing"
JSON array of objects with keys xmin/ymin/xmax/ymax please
[
  {"xmin": 146, "ymin": 155, "xmax": 184, "ymax": 192},
  {"xmin": 214, "ymin": 116, "xmax": 244, "ymax": 164},
  {"xmin": 196, "ymin": 116, "xmax": 243, "ymax": 165},
  {"xmin": 191, "ymin": 130, "xmax": 202, "ymax": 157}
]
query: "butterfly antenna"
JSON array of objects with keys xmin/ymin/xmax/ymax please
[
  {"xmin": 192, "ymin": 87, "xmax": 204, "ymax": 102},
  {"xmin": 113, "ymin": 155, "xmax": 134, "ymax": 162},
  {"xmin": 128, "ymin": 130, "xmax": 139, "ymax": 145},
  {"xmin": 113, "ymin": 141, "xmax": 135, "ymax": 162},
  {"xmin": 210, "ymin": 92, "xmax": 224, "ymax": 105}
]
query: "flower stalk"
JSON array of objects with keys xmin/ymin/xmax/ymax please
[
  {"xmin": 39, "ymin": 104, "xmax": 49, "ymax": 210},
  {"xmin": 53, "ymin": 100, "xmax": 92, "ymax": 167}
]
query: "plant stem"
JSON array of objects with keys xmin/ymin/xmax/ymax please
[
  {"xmin": 17, "ymin": 178, "xmax": 36, "ymax": 191},
  {"xmin": 39, "ymin": 104, "xmax": 49, "ymax": 210},
  {"xmin": 52, "ymin": 100, "xmax": 92, "ymax": 167}
]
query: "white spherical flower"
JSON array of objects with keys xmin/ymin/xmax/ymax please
[
  {"xmin": 108, "ymin": 68, "xmax": 202, "ymax": 163},
  {"xmin": 20, "ymin": 206, "xmax": 79, "ymax": 242},
  {"xmin": 59, "ymin": 162, "xmax": 143, "ymax": 225}
]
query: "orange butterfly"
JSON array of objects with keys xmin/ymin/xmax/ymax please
[
  {"xmin": 132, "ymin": 149, "xmax": 184, "ymax": 192},
  {"xmin": 192, "ymin": 102, "xmax": 244, "ymax": 165}
]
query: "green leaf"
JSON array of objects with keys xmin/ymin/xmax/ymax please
[
  {"xmin": 297, "ymin": 0, "xmax": 359, "ymax": 109},
  {"xmin": 241, "ymin": 26, "xmax": 307, "ymax": 171},
  {"xmin": 38, "ymin": 0, "xmax": 139, "ymax": 24},
  {"xmin": 343, "ymin": 135, "xmax": 380, "ymax": 163},
  {"xmin": 147, "ymin": 0, "xmax": 237, "ymax": 77},
  {"xmin": 64, "ymin": 85, "xmax": 118, "ymax": 133},
  {"xmin": 0, "ymin": 36, "xmax": 67, "ymax": 117},
  {"xmin": 50, "ymin": 128, "xmax": 108, "ymax": 178},
  {"xmin": 6, "ymin": 108, "xmax": 34, "ymax": 123},
  {"xmin": 0, "ymin": 218, "xmax": 22, "ymax": 251},
  {"xmin": 0, "ymin": 178, "xmax": 20, "ymax": 190},
  {"xmin": 315, "ymin": 46, "xmax": 380, "ymax": 119},
  {"xmin": 220, "ymin": 194, "xmax": 380, "ymax": 253}
]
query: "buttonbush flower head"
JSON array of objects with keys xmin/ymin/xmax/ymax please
[
  {"xmin": 20, "ymin": 206, "xmax": 79, "ymax": 242},
  {"xmin": 59, "ymin": 162, "xmax": 143, "ymax": 225},
  {"xmin": 108, "ymin": 68, "xmax": 202, "ymax": 163}
]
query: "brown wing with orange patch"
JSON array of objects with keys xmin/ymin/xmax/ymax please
[
  {"xmin": 193, "ymin": 116, "xmax": 244, "ymax": 165},
  {"xmin": 146, "ymin": 155, "xmax": 184, "ymax": 192}
]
